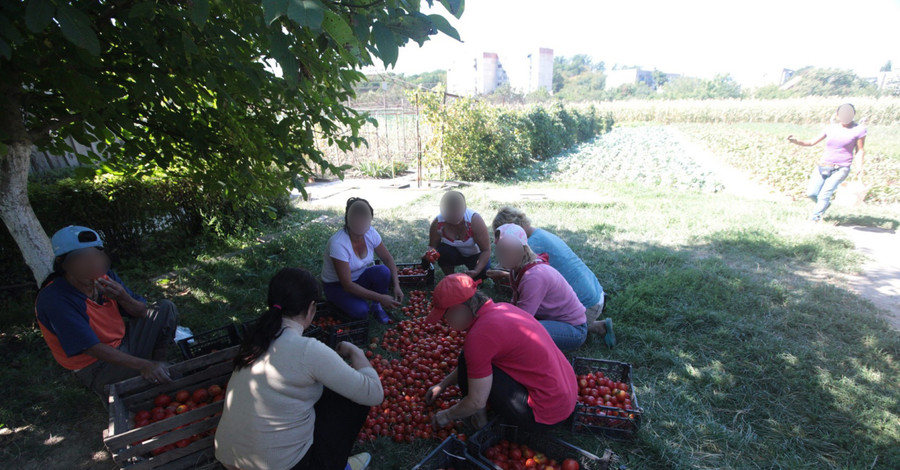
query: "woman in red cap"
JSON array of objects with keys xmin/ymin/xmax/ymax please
[{"xmin": 423, "ymin": 273, "xmax": 577, "ymax": 431}]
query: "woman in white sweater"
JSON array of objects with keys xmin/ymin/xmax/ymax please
[{"xmin": 215, "ymin": 268, "xmax": 384, "ymax": 470}]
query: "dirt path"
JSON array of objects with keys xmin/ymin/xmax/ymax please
[{"xmin": 672, "ymin": 125, "xmax": 900, "ymax": 331}]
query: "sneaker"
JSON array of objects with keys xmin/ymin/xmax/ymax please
[
  {"xmin": 603, "ymin": 318, "xmax": 616, "ymax": 349},
  {"xmin": 346, "ymin": 452, "xmax": 371, "ymax": 470},
  {"xmin": 370, "ymin": 304, "xmax": 391, "ymax": 324}
]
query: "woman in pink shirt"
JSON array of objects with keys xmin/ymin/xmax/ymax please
[
  {"xmin": 423, "ymin": 274, "xmax": 577, "ymax": 432},
  {"xmin": 493, "ymin": 223, "xmax": 588, "ymax": 352},
  {"xmin": 787, "ymin": 103, "xmax": 867, "ymax": 221}
]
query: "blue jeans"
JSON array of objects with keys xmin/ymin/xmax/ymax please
[
  {"xmin": 323, "ymin": 265, "xmax": 391, "ymax": 319},
  {"xmin": 807, "ymin": 165, "xmax": 850, "ymax": 220},
  {"xmin": 538, "ymin": 320, "xmax": 588, "ymax": 352}
]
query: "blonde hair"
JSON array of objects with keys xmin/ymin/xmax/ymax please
[{"xmin": 492, "ymin": 206, "xmax": 531, "ymax": 232}]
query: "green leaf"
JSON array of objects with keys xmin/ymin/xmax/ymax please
[
  {"xmin": 428, "ymin": 14, "xmax": 459, "ymax": 41},
  {"xmin": 372, "ymin": 22, "xmax": 397, "ymax": 68},
  {"xmin": 322, "ymin": 11, "xmax": 356, "ymax": 52},
  {"xmin": 0, "ymin": 37, "xmax": 9, "ymax": 59},
  {"xmin": 25, "ymin": 0, "xmax": 55, "ymax": 33},
  {"xmin": 191, "ymin": 0, "xmax": 210, "ymax": 28},
  {"xmin": 56, "ymin": 6, "xmax": 100, "ymax": 55},
  {"xmin": 263, "ymin": 0, "xmax": 289, "ymax": 25},
  {"xmin": 439, "ymin": 0, "xmax": 465, "ymax": 19},
  {"xmin": 286, "ymin": 0, "xmax": 324, "ymax": 30}
]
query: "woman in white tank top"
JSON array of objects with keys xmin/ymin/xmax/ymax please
[{"xmin": 427, "ymin": 191, "xmax": 491, "ymax": 280}]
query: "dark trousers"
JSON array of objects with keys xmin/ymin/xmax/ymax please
[
  {"xmin": 436, "ymin": 244, "xmax": 489, "ymax": 281},
  {"xmin": 291, "ymin": 387, "xmax": 372, "ymax": 470},
  {"xmin": 74, "ymin": 300, "xmax": 178, "ymax": 401},
  {"xmin": 457, "ymin": 352, "xmax": 555, "ymax": 432}
]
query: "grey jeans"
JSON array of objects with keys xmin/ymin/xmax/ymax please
[{"xmin": 74, "ymin": 300, "xmax": 178, "ymax": 401}]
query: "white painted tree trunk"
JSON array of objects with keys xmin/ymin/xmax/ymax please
[{"xmin": 0, "ymin": 85, "xmax": 54, "ymax": 285}]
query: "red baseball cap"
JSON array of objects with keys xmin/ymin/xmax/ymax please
[{"xmin": 426, "ymin": 273, "xmax": 481, "ymax": 324}]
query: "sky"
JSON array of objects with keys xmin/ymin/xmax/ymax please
[{"xmin": 375, "ymin": 0, "xmax": 900, "ymax": 87}]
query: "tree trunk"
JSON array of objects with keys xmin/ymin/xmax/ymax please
[{"xmin": 0, "ymin": 83, "xmax": 54, "ymax": 286}]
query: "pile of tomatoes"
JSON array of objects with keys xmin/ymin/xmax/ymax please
[
  {"xmin": 356, "ymin": 289, "xmax": 469, "ymax": 444},
  {"xmin": 131, "ymin": 384, "xmax": 226, "ymax": 455},
  {"xmin": 399, "ymin": 267, "xmax": 428, "ymax": 276},
  {"xmin": 576, "ymin": 370, "xmax": 637, "ymax": 428},
  {"xmin": 483, "ymin": 440, "xmax": 581, "ymax": 470}
]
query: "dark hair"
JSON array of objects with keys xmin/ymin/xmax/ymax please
[
  {"xmin": 837, "ymin": 103, "xmax": 855, "ymax": 114},
  {"xmin": 344, "ymin": 197, "xmax": 374, "ymax": 233},
  {"xmin": 234, "ymin": 267, "xmax": 321, "ymax": 370},
  {"xmin": 464, "ymin": 290, "xmax": 491, "ymax": 315},
  {"xmin": 40, "ymin": 255, "xmax": 68, "ymax": 289}
]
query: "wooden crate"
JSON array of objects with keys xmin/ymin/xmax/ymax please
[{"xmin": 103, "ymin": 347, "xmax": 238, "ymax": 469}]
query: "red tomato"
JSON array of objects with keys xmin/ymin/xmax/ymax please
[
  {"xmin": 208, "ymin": 384, "xmax": 223, "ymax": 397},
  {"xmin": 192, "ymin": 388, "xmax": 209, "ymax": 403},
  {"xmin": 562, "ymin": 458, "xmax": 580, "ymax": 470},
  {"xmin": 153, "ymin": 394, "xmax": 171, "ymax": 408},
  {"xmin": 175, "ymin": 390, "xmax": 190, "ymax": 403}
]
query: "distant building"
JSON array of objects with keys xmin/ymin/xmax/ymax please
[
  {"xmin": 447, "ymin": 48, "xmax": 553, "ymax": 96},
  {"xmin": 605, "ymin": 68, "xmax": 680, "ymax": 90},
  {"xmin": 875, "ymin": 71, "xmax": 900, "ymax": 92}
]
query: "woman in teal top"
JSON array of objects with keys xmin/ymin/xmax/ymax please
[{"xmin": 489, "ymin": 207, "xmax": 615, "ymax": 348}]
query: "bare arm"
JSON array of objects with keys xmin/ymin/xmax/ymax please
[
  {"xmin": 786, "ymin": 132, "xmax": 826, "ymax": 147},
  {"xmin": 467, "ymin": 214, "xmax": 492, "ymax": 276},
  {"xmin": 442, "ymin": 375, "xmax": 492, "ymax": 421},
  {"xmin": 332, "ymin": 257, "xmax": 394, "ymax": 304},
  {"xmin": 96, "ymin": 277, "xmax": 147, "ymax": 318},
  {"xmin": 427, "ymin": 218, "xmax": 441, "ymax": 251},
  {"xmin": 374, "ymin": 242, "xmax": 404, "ymax": 302},
  {"xmin": 855, "ymin": 136, "xmax": 866, "ymax": 179},
  {"xmin": 84, "ymin": 343, "xmax": 172, "ymax": 383}
]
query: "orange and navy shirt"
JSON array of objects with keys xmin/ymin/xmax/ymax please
[{"xmin": 35, "ymin": 270, "xmax": 145, "ymax": 370}]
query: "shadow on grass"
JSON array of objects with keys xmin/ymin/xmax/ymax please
[
  {"xmin": 2, "ymin": 213, "xmax": 899, "ymax": 469},
  {"xmin": 828, "ymin": 213, "xmax": 900, "ymax": 231}
]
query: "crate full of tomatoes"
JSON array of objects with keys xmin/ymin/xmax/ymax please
[
  {"xmin": 412, "ymin": 435, "xmax": 491, "ymax": 470},
  {"xmin": 103, "ymin": 347, "xmax": 238, "ymax": 469},
  {"xmin": 242, "ymin": 301, "xmax": 367, "ymax": 348},
  {"xmin": 386, "ymin": 260, "xmax": 436, "ymax": 286},
  {"xmin": 177, "ymin": 323, "xmax": 242, "ymax": 360},
  {"xmin": 571, "ymin": 357, "xmax": 643, "ymax": 439},
  {"xmin": 469, "ymin": 421, "xmax": 613, "ymax": 470}
]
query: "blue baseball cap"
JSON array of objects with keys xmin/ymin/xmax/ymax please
[{"xmin": 51, "ymin": 226, "xmax": 104, "ymax": 257}]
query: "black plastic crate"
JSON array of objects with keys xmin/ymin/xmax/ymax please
[
  {"xmin": 412, "ymin": 436, "xmax": 490, "ymax": 470},
  {"xmin": 178, "ymin": 324, "xmax": 242, "ymax": 359},
  {"xmin": 571, "ymin": 357, "xmax": 643, "ymax": 439},
  {"xmin": 469, "ymin": 421, "xmax": 610, "ymax": 470},
  {"xmin": 377, "ymin": 259, "xmax": 435, "ymax": 286},
  {"xmin": 324, "ymin": 318, "xmax": 369, "ymax": 348}
]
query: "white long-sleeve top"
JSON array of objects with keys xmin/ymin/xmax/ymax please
[{"xmin": 214, "ymin": 317, "xmax": 383, "ymax": 470}]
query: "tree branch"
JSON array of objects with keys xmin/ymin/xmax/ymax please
[
  {"xmin": 330, "ymin": 0, "xmax": 384, "ymax": 10},
  {"xmin": 27, "ymin": 113, "xmax": 82, "ymax": 141}
]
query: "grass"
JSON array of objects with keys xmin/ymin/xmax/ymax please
[{"xmin": 2, "ymin": 126, "xmax": 900, "ymax": 469}]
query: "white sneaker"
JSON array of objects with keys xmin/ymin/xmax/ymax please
[{"xmin": 347, "ymin": 452, "xmax": 371, "ymax": 470}]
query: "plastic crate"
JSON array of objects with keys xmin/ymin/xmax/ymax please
[
  {"xmin": 104, "ymin": 347, "xmax": 237, "ymax": 469},
  {"xmin": 571, "ymin": 357, "xmax": 643, "ymax": 439},
  {"xmin": 177, "ymin": 324, "xmax": 242, "ymax": 360},
  {"xmin": 240, "ymin": 301, "xmax": 367, "ymax": 348},
  {"xmin": 241, "ymin": 302, "xmax": 336, "ymax": 344},
  {"xmin": 324, "ymin": 318, "xmax": 369, "ymax": 348},
  {"xmin": 377, "ymin": 259, "xmax": 435, "ymax": 286},
  {"xmin": 468, "ymin": 421, "xmax": 611, "ymax": 470},
  {"xmin": 412, "ymin": 436, "xmax": 490, "ymax": 470}
]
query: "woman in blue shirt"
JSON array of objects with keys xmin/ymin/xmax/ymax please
[{"xmin": 489, "ymin": 207, "xmax": 615, "ymax": 348}]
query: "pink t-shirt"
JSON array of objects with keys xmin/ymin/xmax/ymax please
[
  {"xmin": 515, "ymin": 263, "xmax": 587, "ymax": 326},
  {"xmin": 822, "ymin": 123, "xmax": 866, "ymax": 166},
  {"xmin": 464, "ymin": 300, "xmax": 577, "ymax": 425}
]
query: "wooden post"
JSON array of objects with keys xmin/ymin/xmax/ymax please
[{"xmin": 415, "ymin": 91, "xmax": 422, "ymax": 188}]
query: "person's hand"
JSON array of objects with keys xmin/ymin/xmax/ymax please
[
  {"xmin": 393, "ymin": 284, "xmax": 404, "ymax": 303},
  {"xmin": 786, "ymin": 135, "xmax": 796, "ymax": 144},
  {"xmin": 464, "ymin": 269, "xmax": 480, "ymax": 279},
  {"xmin": 424, "ymin": 383, "xmax": 444, "ymax": 404},
  {"xmin": 486, "ymin": 269, "xmax": 508, "ymax": 281},
  {"xmin": 432, "ymin": 410, "xmax": 451, "ymax": 428},
  {"xmin": 379, "ymin": 294, "xmax": 401, "ymax": 310},
  {"xmin": 96, "ymin": 276, "xmax": 128, "ymax": 301},
  {"xmin": 424, "ymin": 248, "xmax": 440, "ymax": 264},
  {"xmin": 140, "ymin": 361, "xmax": 172, "ymax": 385},
  {"xmin": 336, "ymin": 341, "xmax": 364, "ymax": 360}
]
